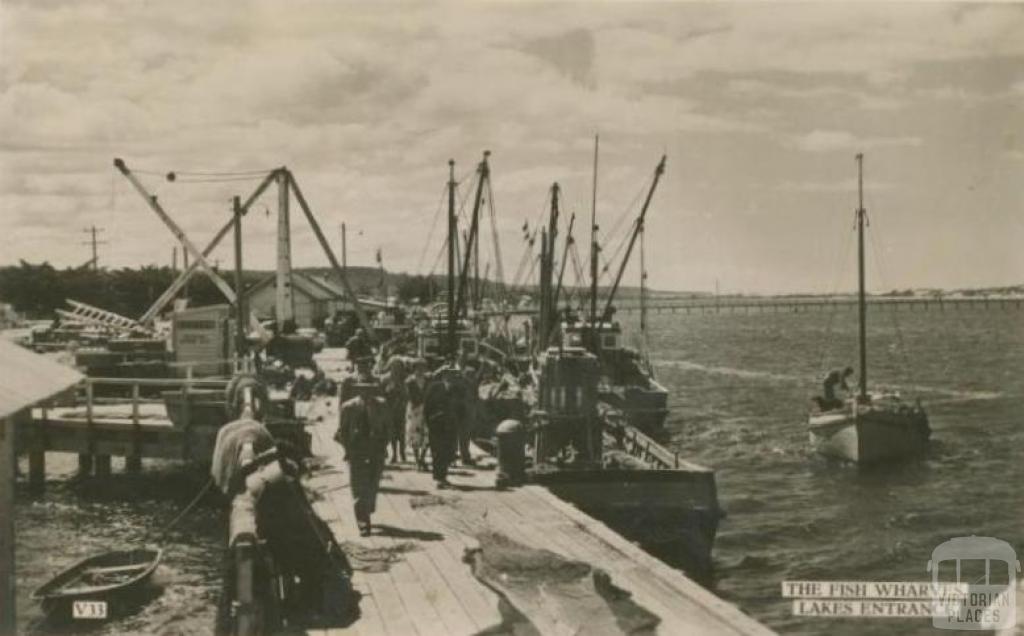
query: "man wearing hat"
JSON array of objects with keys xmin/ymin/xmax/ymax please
[
  {"xmin": 336, "ymin": 360, "xmax": 389, "ymax": 536},
  {"xmin": 344, "ymin": 327, "xmax": 373, "ymax": 362},
  {"xmin": 423, "ymin": 364, "xmax": 465, "ymax": 489}
]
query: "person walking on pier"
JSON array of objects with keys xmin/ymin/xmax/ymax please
[
  {"xmin": 405, "ymin": 358, "xmax": 430, "ymax": 472},
  {"xmin": 382, "ymin": 355, "xmax": 409, "ymax": 463},
  {"xmin": 458, "ymin": 359, "xmax": 482, "ymax": 466},
  {"xmin": 424, "ymin": 365, "xmax": 464, "ymax": 489},
  {"xmin": 335, "ymin": 376, "xmax": 390, "ymax": 536},
  {"xmin": 345, "ymin": 328, "xmax": 373, "ymax": 362}
]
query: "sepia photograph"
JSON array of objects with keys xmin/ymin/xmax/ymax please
[{"xmin": 0, "ymin": 1, "xmax": 1021, "ymax": 634}]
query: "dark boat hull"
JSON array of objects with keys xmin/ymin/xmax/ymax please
[
  {"xmin": 532, "ymin": 468, "xmax": 721, "ymax": 584},
  {"xmin": 809, "ymin": 403, "xmax": 930, "ymax": 463}
]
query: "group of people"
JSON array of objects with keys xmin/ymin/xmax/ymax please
[{"xmin": 334, "ymin": 344, "xmax": 486, "ymax": 536}]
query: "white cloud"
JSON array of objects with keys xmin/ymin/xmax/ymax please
[{"xmin": 791, "ymin": 130, "xmax": 922, "ymax": 153}]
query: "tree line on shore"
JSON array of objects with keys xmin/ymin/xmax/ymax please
[{"xmin": 0, "ymin": 261, "xmax": 449, "ymax": 320}]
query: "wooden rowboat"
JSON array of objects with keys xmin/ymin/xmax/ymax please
[{"xmin": 33, "ymin": 548, "xmax": 162, "ymax": 621}]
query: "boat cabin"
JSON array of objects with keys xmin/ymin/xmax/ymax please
[
  {"xmin": 562, "ymin": 320, "xmax": 622, "ymax": 353},
  {"xmin": 416, "ymin": 318, "xmax": 479, "ymax": 366}
]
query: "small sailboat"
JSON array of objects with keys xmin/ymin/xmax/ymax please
[{"xmin": 808, "ymin": 154, "xmax": 930, "ymax": 463}]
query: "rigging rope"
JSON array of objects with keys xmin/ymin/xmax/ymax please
[
  {"xmin": 415, "ymin": 182, "xmax": 450, "ymax": 275},
  {"xmin": 815, "ymin": 219, "xmax": 856, "ymax": 379},
  {"xmin": 866, "ymin": 219, "xmax": 914, "ymax": 385}
]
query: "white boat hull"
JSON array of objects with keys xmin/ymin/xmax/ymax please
[{"xmin": 809, "ymin": 401, "xmax": 930, "ymax": 463}]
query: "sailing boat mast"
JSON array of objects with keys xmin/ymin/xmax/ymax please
[
  {"xmin": 639, "ymin": 221, "xmax": 647, "ymax": 356},
  {"xmin": 589, "ymin": 135, "xmax": 599, "ymax": 325},
  {"xmin": 447, "ymin": 159, "xmax": 457, "ymax": 359},
  {"xmin": 856, "ymin": 153, "xmax": 868, "ymax": 401},
  {"xmin": 601, "ymin": 155, "xmax": 666, "ymax": 322}
]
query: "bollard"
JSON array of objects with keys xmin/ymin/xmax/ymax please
[{"xmin": 495, "ymin": 419, "xmax": 526, "ymax": 489}]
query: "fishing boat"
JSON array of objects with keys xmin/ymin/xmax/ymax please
[
  {"xmin": 526, "ymin": 344, "xmax": 722, "ymax": 581},
  {"xmin": 562, "ymin": 318, "xmax": 669, "ymax": 435},
  {"xmin": 556, "ymin": 140, "xmax": 670, "ymax": 437},
  {"xmin": 33, "ymin": 548, "xmax": 163, "ymax": 621},
  {"xmin": 808, "ymin": 154, "xmax": 930, "ymax": 463},
  {"xmin": 478, "ymin": 150, "xmax": 721, "ymax": 581}
]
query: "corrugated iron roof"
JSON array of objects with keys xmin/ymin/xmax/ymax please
[{"xmin": 0, "ymin": 339, "xmax": 83, "ymax": 419}]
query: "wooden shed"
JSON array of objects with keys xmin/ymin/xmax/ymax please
[{"xmin": 0, "ymin": 338, "xmax": 83, "ymax": 632}]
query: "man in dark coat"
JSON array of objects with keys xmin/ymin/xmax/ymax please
[
  {"xmin": 336, "ymin": 386, "xmax": 390, "ymax": 536},
  {"xmin": 344, "ymin": 328, "xmax": 373, "ymax": 362},
  {"xmin": 423, "ymin": 366, "xmax": 465, "ymax": 489}
]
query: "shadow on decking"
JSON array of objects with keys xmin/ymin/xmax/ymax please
[{"xmin": 373, "ymin": 524, "xmax": 444, "ymax": 542}]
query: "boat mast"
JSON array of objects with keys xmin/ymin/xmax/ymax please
[
  {"xmin": 856, "ymin": 153, "xmax": 867, "ymax": 400},
  {"xmin": 589, "ymin": 135, "xmax": 599, "ymax": 326},
  {"xmin": 447, "ymin": 159, "xmax": 457, "ymax": 360},
  {"xmin": 639, "ymin": 220, "xmax": 648, "ymax": 359},
  {"xmin": 601, "ymin": 155, "xmax": 666, "ymax": 322},
  {"xmin": 456, "ymin": 151, "xmax": 489, "ymax": 320}
]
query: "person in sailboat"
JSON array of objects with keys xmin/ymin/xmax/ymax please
[{"xmin": 819, "ymin": 366, "xmax": 854, "ymax": 411}]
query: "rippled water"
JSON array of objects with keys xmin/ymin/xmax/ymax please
[
  {"xmin": 635, "ymin": 306, "xmax": 1023, "ymax": 634},
  {"xmin": 14, "ymin": 456, "xmax": 224, "ymax": 635},
  {"xmin": 12, "ymin": 307, "xmax": 1022, "ymax": 635}
]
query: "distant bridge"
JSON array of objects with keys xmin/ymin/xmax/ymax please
[{"xmin": 486, "ymin": 296, "xmax": 1024, "ymax": 317}]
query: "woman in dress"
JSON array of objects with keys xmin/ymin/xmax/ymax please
[{"xmin": 404, "ymin": 358, "xmax": 430, "ymax": 471}]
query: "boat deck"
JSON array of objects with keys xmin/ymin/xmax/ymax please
[{"xmin": 300, "ymin": 397, "xmax": 772, "ymax": 636}]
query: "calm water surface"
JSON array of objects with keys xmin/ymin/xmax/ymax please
[{"xmin": 14, "ymin": 457, "xmax": 224, "ymax": 635}]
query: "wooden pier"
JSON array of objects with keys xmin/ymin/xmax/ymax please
[
  {"xmin": 300, "ymin": 397, "xmax": 773, "ymax": 636},
  {"xmin": 17, "ymin": 376, "xmax": 231, "ymax": 491},
  {"xmin": 489, "ymin": 295, "xmax": 1024, "ymax": 317}
]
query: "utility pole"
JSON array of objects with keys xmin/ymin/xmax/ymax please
[
  {"xmin": 233, "ymin": 196, "xmax": 246, "ymax": 360},
  {"xmin": 172, "ymin": 246, "xmax": 178, "ymax": 272},
  {"xmin": 340, "ymin": 223, "xmax": 348, "ymax": 275},
  {"xmin": 82, "ymin": 226, "xmax": 107, "ymax": 271},
  {"xmin": 182, "ymin": 246, "xmax": 190, "ymax": 299},
  {"xmin": 276, "ymin": 169, "xmax": 294, "ymax": 326}
]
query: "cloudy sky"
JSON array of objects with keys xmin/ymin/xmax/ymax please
[{"xmin": 1, "ymin": 1, "xmax": 1021, "ymax": 294}]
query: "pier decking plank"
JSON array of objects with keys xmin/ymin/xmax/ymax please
[{"xmin": 301, "ymin": 394, "xmax": 772, "ymax": 636}]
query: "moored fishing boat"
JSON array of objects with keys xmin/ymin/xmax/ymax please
[
  {"xmin": 808, "ymin": 154, "xmax": 930, "ymax": 463},
  {"xmin": 524, "ymin": 344, "xmax": 722, "ymax": 581},
  {"xmin": 477, "ymin": 149, "xmax": 721, "ymax": 581}
]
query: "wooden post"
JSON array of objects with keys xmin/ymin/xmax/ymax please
[
  {"xmin": 0, "ymin": 413, "xmax": 15, "ymax": 633},
  {"xmin": 230, "ymin": 493, "xmax": 262, "ymax": 635},
  {"xmin": 181, "ymin": 379, "xmax": 191, "ymax": 460},
  {"xmin": 95, "ymin": 454, "xmax": 112, "ymax": 477},
  {"xmin": 275, "ymin": 169, "xmax": 295, "ymax": 325},
  {"xmin": 127, "ymin": 383, "xmax": 142, "ymax": 473},
  {"xmin": 81, "ymin": 380, "xmax": 95, "ymax": 476},
  {"xmin": 28, "ymin": 409, "xmax": 46, "ymax": 493}
]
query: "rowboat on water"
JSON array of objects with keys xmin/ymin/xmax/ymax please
[
  {"xmin": 808, "ymin": 154, "xmax": 930, "ymax": 463},
  {"xmin": 33, "ymin": 548, "xmax": 163, "ymax": 621}
]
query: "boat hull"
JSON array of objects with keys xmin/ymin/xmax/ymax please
[
  {"xmin": 532, "ymin": 468, "xmax": 721, "ymax": 584},
  {"xmin": 600, "ymin": 381, "xmax": 669, "ymax": 438},
  {"xmin": 33, "ymin": 548, "xmax": 163, "ymax": 623},
  {"xmin": 809, "ymin": 407, "xmax": 930, "ymax": 463}
]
